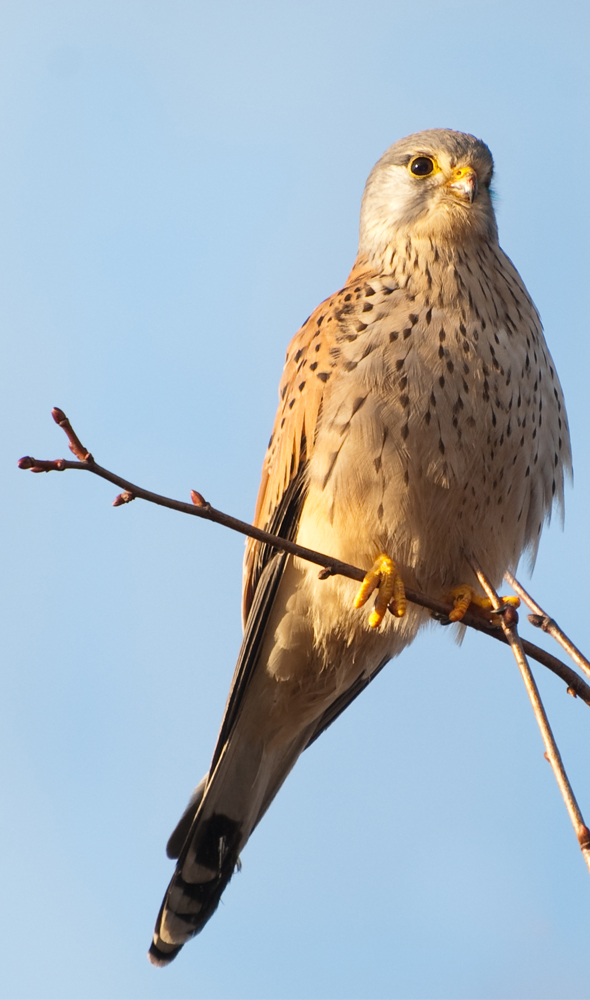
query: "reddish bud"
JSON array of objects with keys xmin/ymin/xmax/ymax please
[
  {"xmin": 318, "ymin": 567, "xmax": 334, "ymax": 580},
  {"xmin": 502, "ymin": 605, "xmax": 519, "ymax": 627},
  {"xmin": 18, "ymin": 457, "xmax": 65, "ymax": 473},
  {"xmin": 113, "ymin": 491, "xmax": 135, "ymax": 507}
]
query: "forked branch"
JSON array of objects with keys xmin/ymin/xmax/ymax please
[
  {"xmin": 505, "ymin": 571, "xmax": 590, "ymax": 683},
  {"xmin": 18, "ymin": 408, "xmax": 590, "ymax": 709},
  {"xmin": 473, "ymin": 559, "xmax": 590, "ymax": 873},
  {"xmin": 20, "ymin": 408, "xmax": 590, "ymax": 875}
]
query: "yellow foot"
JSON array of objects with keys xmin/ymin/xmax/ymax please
[
  {"xmin": 445, "ymin": 584, "xmax": 520, "ymax": 623},
  {"xmin": 354, "ymin": 554, "xmax": 406, "ymax": 629}
]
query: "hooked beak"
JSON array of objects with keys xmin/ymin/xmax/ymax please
[{"xmin": 446, "ymin": 166, "xmax": 478, "ymax": 204}]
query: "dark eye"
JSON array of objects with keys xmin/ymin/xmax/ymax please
[{"xmin": 410, "ymin": 156, "xmax": 435, "ymax": 177}]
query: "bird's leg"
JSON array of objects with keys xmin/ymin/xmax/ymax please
[
  {"xmin": 445, "ymin": 584, "xmax": 520, "ymax": 623},
  {"xmin": 354, "ymin": 554, "xmax": 406, "ymax": 628}
]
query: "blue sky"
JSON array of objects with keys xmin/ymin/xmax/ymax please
[{"xmin": 3, "ymin": 2, "xmax": 590, "ymax": 997}]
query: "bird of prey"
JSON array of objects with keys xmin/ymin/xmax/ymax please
[{"xmin": 149, "ymin": 129, "xmax": 571, "ymax": 965}]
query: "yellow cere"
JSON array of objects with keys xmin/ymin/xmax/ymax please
[{"xmin": 451, "ymin": 166, "xmax": 475, "ymax": 181}]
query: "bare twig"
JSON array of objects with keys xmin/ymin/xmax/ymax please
[
  {"xmin": 472, "ymin": 558, "xmax": 590, "ymax": 874},
  {"xmin": 505, "ymin": 571, "xmax": 590, "ymax": 683},
  {"xmin": 18, "ymin": 409, "xmax": 590, "ymax": 708},
  {"xmin": 51, "ymin": 407, "xmax": 93, "ymax": 462}
]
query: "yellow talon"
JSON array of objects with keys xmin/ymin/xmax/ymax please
[
  {"xmin": 445, "ymin": 584, "xmax": 520, "ymax": 623},
  {"xmin": 354, "ymin": 554, "xmax": 406, "ymax": 628}
]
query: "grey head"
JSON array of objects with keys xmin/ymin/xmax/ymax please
[{"xmin": 359, "ymin": 129, "xmax": 497, "ymax": 256}]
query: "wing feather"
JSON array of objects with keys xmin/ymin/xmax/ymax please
[
  {"xmin": 242, "ymin": 258, "xmax": 379, "ymax": 621},
  {"xmin": 192, "ymin": 261, "xmax": 386, "ymax": 835}
]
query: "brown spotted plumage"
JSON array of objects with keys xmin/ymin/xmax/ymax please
[{"xmin": 149, "ymin": 129, "xmax": 571, "ymax": 966}]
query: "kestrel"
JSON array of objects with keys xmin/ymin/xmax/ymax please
[{"xmin": 149, "ymin": 129, "xmax": 571, "ymax": 965}]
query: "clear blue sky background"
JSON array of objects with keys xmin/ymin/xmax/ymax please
[{"xmin": 3, "ymin": 2, "xmax": 590, "ymax": 998}]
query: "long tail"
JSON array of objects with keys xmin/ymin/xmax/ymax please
[
  {"xmin": 147, "ymin": 547, "xmax": 392, "ymax": 966},
  {"xmin": 148, "ymin": 726, "xmax": 310, "ymax": 966}
]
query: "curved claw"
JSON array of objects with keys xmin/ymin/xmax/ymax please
[
  {"xmin": 445, "ymin": 584, "xmax": 520, "ymax": 623},
  {"xmin": 354, "ymin": 554, "xmax": 406, "ymax": 628}
]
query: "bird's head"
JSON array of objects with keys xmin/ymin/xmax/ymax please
[{"xmin": 358, "ymin": 129, "xmax": 497, "ymax": 258}]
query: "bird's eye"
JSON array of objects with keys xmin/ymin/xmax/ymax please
[{"xmin": 410, "ymin": 156, "xmax": 435, "ymax": 177}]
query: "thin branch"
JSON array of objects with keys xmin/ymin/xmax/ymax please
[
  {"xmin": 505, "ymin": 571, "xmax": 590, "ymax": 683},
  {"xmin": 472, "ymin": 558, "xmax": 590, "ymax": 873},
  {"xmin": 51, "ymin": 407, "xmax": 93, "ymax": 462},
  {"xmin": 17, "ymin": 408, "xmax": 590, "ymax": 708}
]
